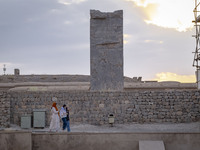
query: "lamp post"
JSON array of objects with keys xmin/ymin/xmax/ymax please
[{"xmin": 3, "ymin": 64, "xmax": 6, "ymax": 75}]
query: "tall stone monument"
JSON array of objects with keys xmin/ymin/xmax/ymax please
[{"xmin": 90, "ymin": 10, "xmax": 124, "ymax": 91}]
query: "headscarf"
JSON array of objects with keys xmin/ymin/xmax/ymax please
[{"xmin": 52, "ymin": 102, "xmax": 58, "ymax": 111}]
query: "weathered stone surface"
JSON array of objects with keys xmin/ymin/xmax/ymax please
[
  {"xmin": 0, "ymin": 90, "xmax": 198, "ymax": 127},
  {"xmin": 139, "ymin": 141, "xmax": 165, "ymax": 150},
  {"xmin": 0, "ymin": 75, "xmax": 141, "ymax": 83},
  {"xmin": 0, "ymin": 91, "xmax": 10, "ymax": 128},
  {"xmin": 90, "ymin": 10, "xmax": 124, "ymax": 91},
  {"xmin": 0, "ymin": 132, "xmax": 32, "ymax": 150}
]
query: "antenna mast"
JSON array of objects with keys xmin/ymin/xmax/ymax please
[{"xmin": 193, "ymin": 0, "xmax": 200, "ymax": 89}]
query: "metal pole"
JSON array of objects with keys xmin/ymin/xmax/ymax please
[{"xmin": 193, "ymin": 0, "xmax": 200, "ymax": 89}]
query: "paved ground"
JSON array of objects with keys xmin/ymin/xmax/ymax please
[{"xmin": 1, "ymin": 121, "xmax": 200, "ymax": 133}]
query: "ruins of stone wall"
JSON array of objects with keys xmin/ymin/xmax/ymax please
[
  {"xmin": 0, "ymin": 75, "xmax": 91, "ymax": 83},
  {"xmin": 90, "ymin": 10, "xmax": 124, "ymax": 91},
  {"xmin": 0, "ymin": 91, "xmax": 10, "ymax": 128},
  {"xmin": 0, "ymin": 75, "xmax": 142, "ymax": 83},
  {"xmin": 7, "ymin": 90, "xmax": 200, "ymax": 126}
]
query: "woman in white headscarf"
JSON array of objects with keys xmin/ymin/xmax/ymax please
[{"xmin": 49, "ymin": 98, "xmax": 60, "ymax": 132}]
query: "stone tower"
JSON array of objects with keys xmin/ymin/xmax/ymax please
[{"xmin": 90, "ymin": 10, "xmax": 124, "ymax": 91}]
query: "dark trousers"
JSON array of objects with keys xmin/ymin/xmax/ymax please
[
  {"xmin": 62, "ymin": 117, "xmax": 67, "ymax": 130},
  {"xmin": 66, "ymin": 120, "xmax": 70, "ymax": 132}
]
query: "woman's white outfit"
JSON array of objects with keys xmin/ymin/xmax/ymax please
[{"xmin": 49, "ymin": 107, "xmax": 60, "ymax": 131}]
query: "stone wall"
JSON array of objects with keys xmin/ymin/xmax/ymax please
[
  {"xmin": 7, "ymin": 90, "xmax": 200, "ymax": 127},
  {"xmin": 0, "ymin": 75, "xmax": 91, "ymax": 83},
  {"xmin": 90, "ymin": 10, "xmax": 124, "ymax": 90},
  {"xmin": 0, "ymin": 91, "xmax": 10, "ymax": 128},
  {"xmin": 0, "ymin": 75, "xmax": 136, "ymax": 83},
  {"xmin": 32, "ymin": 132, "xmax": 200, "ymax": 150},
  {"xmin": 0, "ymin": 131, "xmax": 31, "ymax": 150},
  {"xmin": 1, "ymin": 132, "xmax": 200, "ymax": 150}
]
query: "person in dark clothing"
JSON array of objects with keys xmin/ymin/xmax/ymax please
[{"xmin": 66, "ymin": 107, "xmax": 70, "ymax": 132}]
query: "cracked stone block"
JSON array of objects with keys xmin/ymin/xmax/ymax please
[{"xmin": 90, "ymin": 10, "xmax": 124, "ymax": 91}]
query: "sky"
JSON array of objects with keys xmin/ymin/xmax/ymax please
[{"xmin": 0, "ymin": 0, "xmax": 197, "ymax": 82}]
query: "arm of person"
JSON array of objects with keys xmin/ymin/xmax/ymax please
[
  {"xmin": 60, "ymin": 109, "xmax": 64, "ymax": 118},
  {"xmin": 52, "ymin": 107, "xmax": 59, "ymax": 114}
]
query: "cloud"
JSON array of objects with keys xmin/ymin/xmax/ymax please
[
  {"xmin": 124, "ymin": 34, "xmax": 132, "ymax": 44},
  {"xmin": 153, "ymin": 72, "xmax": 196, "ymax": 83},
  {"xmin": 0, "ymin": 0, "xmax": 196, "ymax": 79},
  {"xmin": 144, "ymin": 40, "xmax": 163, "ymax": 44},
  {"xmin": 64, "ymin": 21, "xmax": 73, "ymax": 25},
  {"xmin": 58, "ymin": 0, "xmax": 87, "ymax": 5},
  {"xmin": 124, "ymin": 0, "xmax": 194, "ymax": 32}
]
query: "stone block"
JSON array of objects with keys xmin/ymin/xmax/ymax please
[
  {"xmin": 90, "ymin": 10, "xmax": 124, "ymax": 91},
  {"xmin": 139, "ymin": 140, "xmax": 165, "ymax": 150}
]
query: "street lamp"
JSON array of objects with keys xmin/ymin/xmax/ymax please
[{"xmin": 3, "ymin": 64, "xmax": 6, "ymax": 75}]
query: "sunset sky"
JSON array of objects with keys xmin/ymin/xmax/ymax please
[{"xmin": 0, "ymin": 0, "xmax": 197, "ymax": 82}]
